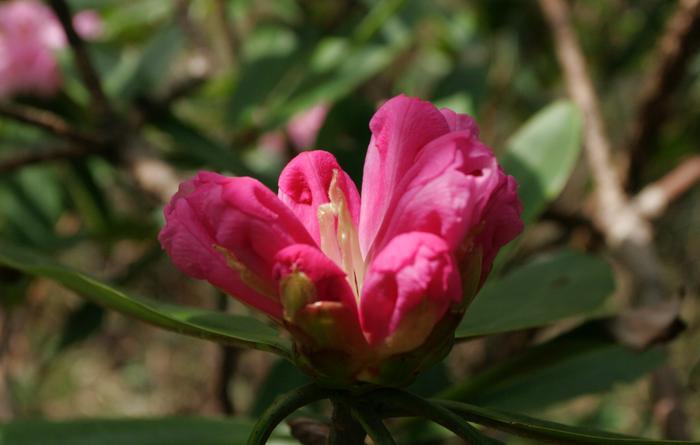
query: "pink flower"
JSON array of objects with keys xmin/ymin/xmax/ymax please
[
  {"xmin": 0, "ymin": 0, "xmax": 102, "ymax": 98},
  {"xmin": 160, "ymin": 95, "xmax": 523, "ymax": 384},
  {"xmin": 287, "ymin": 103, "xmax": 329, "ymax": 151}
]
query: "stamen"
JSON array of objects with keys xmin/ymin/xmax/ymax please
[{"xmin": 316, "ymin": 169, "xmax": 365, "ymax": 300}]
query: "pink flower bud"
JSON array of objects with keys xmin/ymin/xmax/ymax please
[{"xmin": 160, "ymin": 95, "xmax": 524, "ymax": 385}]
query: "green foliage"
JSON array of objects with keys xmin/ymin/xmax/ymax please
[
  {"xmin": 457, "ymin": 250, "xmax": 614, "ymax": 339},
  {"xmin": 444, "ymin": 324, "xmax": 664, "ymax": 413},
  {"xmin": 0, "ymin": 417, "xmax": 291, "ymax": 445},
  {"xmin": 0, "ymin": 239, "xmax": 291, "ymax": 357},
  {"xmin": 1, "ymin": 0, "xmax": 697, "ymax": 443},
  {"xmin": 500, "ymin": 101, "xmax": 583, "ymax": 225}
]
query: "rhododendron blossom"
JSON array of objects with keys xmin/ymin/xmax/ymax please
[
  {"xmin": 160, "ymin": 95, "xmax": 523, "ymax": 384},
  {"xmin": 0, "ymin": 0, "xmax": 102, "ymax": 98}
]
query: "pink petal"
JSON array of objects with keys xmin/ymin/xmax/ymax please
[
  {"xmin": 473, "ymin": 170, "xmax": 524, "ymax": 284},
  {"xmin": 278, "ymin": 150, "xmax": 360, "ymax": 246},
  {"xmin": 440, "ymin": 108, "xmax": 479, "ymax": 133},
  {"xmin": 159, "ymin": 172, "xmax": 316, "ymax": 318},
  {"xmin": 360, "ymin": 232, "xmax": 461, "ymax": 354},
  {"xmin": 366, "ymin": 131, "xmax": 502, "ymax": 258},
  {"xmin": 274, "ymin": 244, "xmax": 367, "ymax": 352},
  {"xmin": 359, "ymin": 95, "xmax": 451, "ymax": 256},
  {"xmin": 73, "ymin": 10, "xmax": 103, "ymax": 41},
  {"xmin": 287, "ymin": 103, "xmax": 329, "ymax": 151}
]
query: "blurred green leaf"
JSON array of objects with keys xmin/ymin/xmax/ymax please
[
  {"xmin": 0, "ymin": 164, "xmax": 68, "ymax": 249},
  {"xmin": 0, "ymin": 239, "xmax": 291, "ymax": 357},
  {"xmin": 439, "ymin": 399, "xmax": 695, "ymax": 444},
  {"xmin": 407, "ymin": 362, "xmax": 451, "ymax": 397},
  {"xmin": 251, "ymin": 358, "xmax": 311, "ymax": 417},
  {"xmin": 268, "ymin": 41, "xmax": 408, "ymax": 130},
  {"xmin": 57, "ymin": 302, "xmax": 105, "ymax": 351},
  {"xmin": 102, "ymin": 0, "xmax": 173, "ymax": 41},
  {"xmin": 690, "ymin": 358, "xmax": 700, "ymax": 392},
  {"xmin": 227, "ymin": 25, "xmax": 308, "ymax": 127},
  {"xmin": 119, "ymin": 24, "xmax": 184, "ymax": 99},
  {"xmin": 456, "ymin": 250, "xmax": 614, "ymax": 339},
  {"xmin": 0, "ymin": 417, "xmax": 292, "ymax": 445},
  {"xmin": 444, "ymin": 324, "xmax": 664, "ymax": 413},
  {"xmin": 500, "ymin": 101, "xmax": 583, "ymax": 225},
  {"xmin": 150, "ymin": 112, "xmax": 252, "ymax": 176}
]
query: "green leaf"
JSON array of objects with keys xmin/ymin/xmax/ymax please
[
  {"xmin": 57, "ymin": 302, "xmax": 105, "ymax": 350},
  {"xmin": 0, "ymin": 239, "xmax": 291, "ymax": 357},
  {"xmin": 119, "ymin": 24, "xmax": 184, "ymax": 99},
  {"xmin": 443, "ymin": 324, "xmax": 664, "ymax": 412},
  {"xmin": 500, "ymin": 101, "xmax": 583, "ymax": 225},
  {"xmin": 251, "ymin": 358, "xmax": 312, "ymax": 417},
  {"xmin": 456, "ymin": 250, "xmax": 614, "ymax": 339},
  {"xmin": 436, "ymin": 399, "xmax": 700, "ymax": 444},
  {"xmin": 0, "ymin": 417, "xmax": 292, "ymax": 445},
  {"xmin": 689, "ymin": 358, "xmax": 700, "ymax": 392},
  {"xmin": 150, "ymin": 111, "xmax": 252, "ymax": 176}
]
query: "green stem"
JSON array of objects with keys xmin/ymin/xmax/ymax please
[
  {"xmin": 436, "ymin": 399, "xmax": 700, "ymax": 445},
  {"xmin": 350, "ymin": 405, "xmax": 396, "ymax": 445},
  {"xmin": 246, "ymin": 383, "xmax": 331, "ymax": 445},
  {"xmin": 329, "ymin": 399, "xmax": 366, "ymax": 445},
  {"xmin": 370, "ymin": 388, "xmax": 501, "ymax": 445}
]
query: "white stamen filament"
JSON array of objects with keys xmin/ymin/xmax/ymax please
[{"xmin": 317, "ymin": 170, "xmax": 365, "ymax": 300}]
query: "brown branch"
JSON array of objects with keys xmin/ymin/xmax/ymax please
[
  {"xmin": 287, "ymin": 418, "xmax": 330, "ymax": 445},
  {"xmin": 634, "ymin": 155, "xmax": 700, "ymax": 219},
  {"xmin": 215, "ymin": 0, "xmax": 239, "ymax": 66},
  {"xmin": 539, "ymin": 0, "xmax": 690, "ymax": 439},
  {"xmin": 538, "ymin": 0, "xmax": 651, "ymax": 248},
  {"xmin": 48, "ymin": 0, "xmax": 113, "ymax": 119},
  {"xmin": 0, "ymin": 145, "xmax": 98, "ymax": 175},
  {"xmin": 625, "ymin": 0, "xmax": 700, "ymax": 191},
  {"xmin": 0, "ymin": 103, "xmax": 101, "ymax": 147}
]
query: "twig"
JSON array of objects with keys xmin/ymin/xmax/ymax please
[
  {"xmin": 287, "ymin": 418, "xmax": 330, "ymax": 445},
  {"xmin": 0, "ymin": 145, "xmax": 97, "ymax": 175},
  {"xmin": 652, "ymin": 367, "xmax": 692, "ymax": 439},
  {"xmin": 215, "ymin": 293, "xmax": 238, "ymax": 415},
  {"xmin": 48, "ymin": 0, "xmax": 113, "ymax": 119},
  {"xmin": 329, "ymin": 400, "xmax": 366, "ymax": 445},
  {"xmin": 625, "ymin": 0, "xmax": 700, "ymax": 191},
  {"xmin": 538, "ymin": 0, "xmax": 655, "ymax": 272},
  {"xmin": 0, "ymin": 103, "xmax": 101, "ymax": 147},
  {"xmin": 538, "ymin": 0, "xmax": 691, "ymax": 439},
  {"xmin": 215, "ymin": 0, "xmax": 239, "ymax": 66},
  {"xmin": 634, "ymin": 155, "xmax": 700, "ymax": 219}
]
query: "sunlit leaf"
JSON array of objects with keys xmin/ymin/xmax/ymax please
[
  {"xmin": 456, "ymin": 250, "xmax": 614, "ymax": 339},
  {"xmin": 444, "ymin": 324, "xmax": 664, "ymax": 412},
  {"xmin": 500, "ymin": 101, "xmax": 583, "ymax": 225},
  {"xmin": 0, "ymin": 239, "xmax": 291, "ymax": 357}
]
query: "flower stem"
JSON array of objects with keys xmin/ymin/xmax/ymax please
[
  {"xmin": 246, "ymin": 384, "xmax": 331, "ymax": 445},
  {"xmin": 329, "ymin": 399, "xmax": 366, "ymax": 445}
]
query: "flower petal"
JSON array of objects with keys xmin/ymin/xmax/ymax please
[
  {"xmin": 440, "ymin": 108, "xmax": 479, "ymax": 133},
  {"xmin": 274, "ymin": 244, "xmax": 366, "ymax": 352},
  {"xmin": 365, "ymin": 130, "xmax": 503, "ymax": 260},
  {"xmin": 359, "ymin": 232, "xmax": 461, "ymax": 355},
  {"xmin": 359, "ymin": 95, "xmax": 450, "ymax": 256},
  {"xmin": 473, "ymin": 169, "xmax": 524, "ymax": 283},
  {"xmin": 278, "ymin": 150, "xmax": 360, "ymax": 246},
  {"xmin": 159, "ymin": 172, "xmax": 315, "ymax": 318}
]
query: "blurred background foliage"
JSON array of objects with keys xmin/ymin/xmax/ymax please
[{"xmin": 0, "ymin": 0, "xmax": 699, "ymax": 444}]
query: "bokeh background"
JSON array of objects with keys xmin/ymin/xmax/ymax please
[{"xmin": 0, "ymin": 0, "xmax": 699, "ymax": 443}]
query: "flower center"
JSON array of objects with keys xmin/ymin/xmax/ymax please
[{"xmin": 317, "ymin": 169, "xmax": 365, "ymax": 301}]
